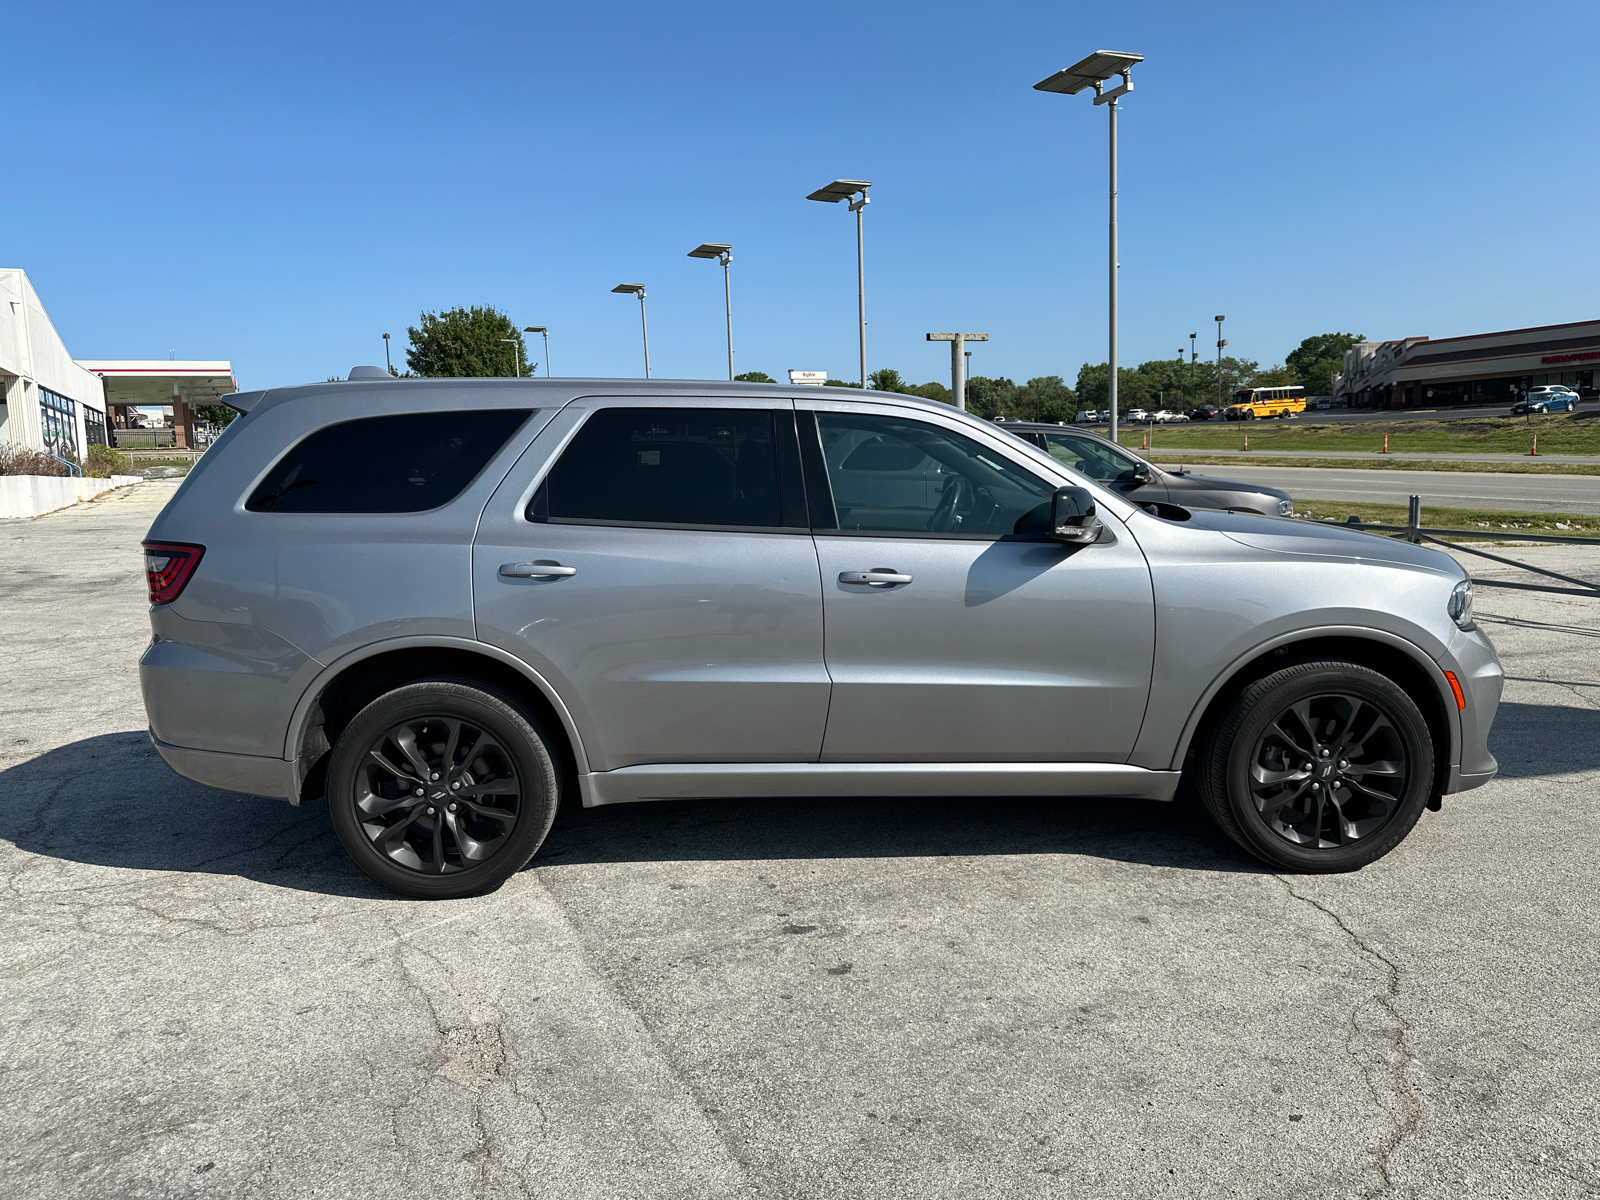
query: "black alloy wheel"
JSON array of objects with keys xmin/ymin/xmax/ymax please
[
  {"xmin": 1199, "ymin": 660, "xmax": 1435, "ymax": 873},
  {"xmin": 326, "ymin": 678, "xmax": 560, "ymax": 899},
  {"xmin": 1246, "ymin": 694, "xmax": 1408, "ymax": 849},
  {"xmin": 356, "ymin": 716, "xmax": 521, "ymax": 874}
]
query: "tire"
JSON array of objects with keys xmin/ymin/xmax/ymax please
[
  {"xmin": 1197, "ymin": 660, "xmax": 1434, "ymax": 873},
  {"xmin": 326, "ymin": 677, "xmax": 561, "ymax": 899}
]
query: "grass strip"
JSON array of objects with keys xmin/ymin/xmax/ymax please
[
  {"xmin": 1286, "ymin": 500, "xmax": 1600, "ymax": 540},
  {"xmin": 1118, "ymin": 411, "xmax": 1600, "ymax": 455},
  {"xmin": 1147, "ymin": 455, "xmax": 1600, "ymax": 477}
]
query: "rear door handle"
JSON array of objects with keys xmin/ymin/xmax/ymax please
[
  {"xmin": 839, "ymin": 569, "xmax": 913, "ymax": 586},
  {"xmin": 500, "ymin": 560, "xmax": 577, "ymax": 579}
]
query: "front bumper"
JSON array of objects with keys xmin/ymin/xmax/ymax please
[
  {"xmin": 149, "ymin": 731, "xmax": 297, "ymax": 802},
  {"xmin": 1440, "ymin": 623, "xmax": 1504, "ymax": 794}
]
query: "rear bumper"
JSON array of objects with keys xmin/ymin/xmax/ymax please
[
  {"xmin": 1447, "ymin": 764, "xmax": 1498, "ymax": 794},
  {"xmin": 149, "ymin": 731, "xmax": 296, "ymax": 802}
]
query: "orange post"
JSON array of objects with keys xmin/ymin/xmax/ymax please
[
  {"xmin": 1528, "ymin": 434, "xmax": 1540, "ymax": 457},
  {"xmin": 1141, "ymin": 429, "xmax": 1149, "ymax": 450},
  {"xmin": 1382, "ymin": 433, "xmax": 1390, "ymax": 454},
  {"xmin": 1243, "ymin": 432, "xmax": 1250, "ymax": 452}
]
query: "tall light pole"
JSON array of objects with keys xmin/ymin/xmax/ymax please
[
  {"xmin": 688, "ymin": 243, "xmax": 734, "ymax": 380},
  {"xmin": 382, "ymin": 332, "xmax": 392, "ymax": 374},
  {"xmin": 524, "ymin": 326, "xmax": 549, "ymax": 376},
  {"xmin": 612, "ymin": 284, "xmax": 650, "ymax": 378},
  {"xmin": 1215, "ymin": 315, "xmax": 1227, "ymax": 409},
  {"xmin": 806, "ymin": 179, "xmax": 872, "ymax": 388},
  {"xmin": 499, "ymin": 337, "xmax": 523, "ymax": 378},
  {"xmin": 1189, "ymin": 331, "xmax": 1197, "ymax": 363},
  {"xmin": 926, "ymin": 332, "xmax": 989, "ymax": 411},
  {"xmin": 1035, "ymin": 50, "xmax": 1143, "ymax": 446}
]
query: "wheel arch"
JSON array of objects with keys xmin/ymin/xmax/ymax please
[
  {"xmin": 286, "ymin": 637, "xmax": 589, "ymax": 805},
  {"xmin": 1171, "ymin": 628, "xmax": 1458, "ymax": 799}
]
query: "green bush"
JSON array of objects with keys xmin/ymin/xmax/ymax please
[{"xmin": 85, "ymin": 444, "xmax": 130, "ymax": 478}]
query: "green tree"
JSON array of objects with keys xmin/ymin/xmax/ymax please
[
  {"xmin": 1286, "ymin": 332, "xmax": 1364, "ymax": 397},
  {"xmin": 405, "ymin": 306, "xmax": 530, "ymax": 377},
  {"xmin": 1010, "ymin": 376, "xmax": 1077, "ymax": 423},
  {"xmin": 193, "ymin": 403, "xmax": 238, "ymax": 428},
  {"xmin": 823, "ymin": 378, "xmax": 862, "ymax": 388},
  {"xmin": 733, "ymin": 370, "xmax": 775, "ymax": 383},
  {"xmin": 906, "ymin": 381, "xmax": 953, "ymax": 405},
  {"xmin": 964, "ymin": 376, "xmax": 1016, "ymax": 420},
  {"xmin": 867, "ymin": 368, "xmax": 910, "ymax": 393},
  {"xmin": 1251, "ymin": 363, "xmax": 1301, "ymax": 388},
  {"xmin": 1074, "ymin": 363, "xmax": 1157, "ymax": 411}
]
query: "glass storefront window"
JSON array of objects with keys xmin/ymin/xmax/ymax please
[{"xmin": 39, "ymin": 388, "xmax": 80, "ymax": 464}]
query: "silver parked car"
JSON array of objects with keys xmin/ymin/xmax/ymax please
[{"xmin": 141, "ymin": 374, "xmax": 1502, "ymax": 899}]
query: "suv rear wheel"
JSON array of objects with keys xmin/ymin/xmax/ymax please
[
  {"xmin": 1198, "ymin": 660, "xmax": 1435, "ymax": 872},
  {"xmin": 326, "ymin": 677, "xmax": 560, "ymax": 899}
]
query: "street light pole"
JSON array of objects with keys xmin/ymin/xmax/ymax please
[
  {"xmin": 1215, "ymin": 315, "xmax": 1227, "ymax": 409},
  {"xmin": 612, "ymin": 285, "xmax": 650, "ymax": 377},
  {"xmin": 927, "ymin": 332, "xmax": 989, "ymax": 410},
  {"xmin": 498, "ymin": 337, "xmax": 523, "ymax": 377},
  {"xmin": 688, "ymin": 244, "xmax": 734, "ymax": 380},
  {"xmin": 524, "ymin": 327, "xmax": 549, "ymax": 377},
  {"xmin": 382, "ymin": 332, "xmax": 392, "ymax": 374},
  {"xmin": 1035, "ymin": 51, "xmax": 1142, "ymax": 447},
  {"xmin": 806, "ymin": 180, "xmax": 872, "ymax": 388}
]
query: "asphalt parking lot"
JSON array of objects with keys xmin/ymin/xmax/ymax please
[{"xmin": 3, "ymin": 480, "xmax": 1597, "ymax": 1199}]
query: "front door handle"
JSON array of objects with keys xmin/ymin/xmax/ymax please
[
  {"xmin": 839, "ymin": 569, "xmax": 913, "ymax": 586},
  {"xmin": 500, "ymin": 560, "xmax": 577, "ymax": 579}
]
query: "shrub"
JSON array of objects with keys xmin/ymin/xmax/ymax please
[
  {"xmin": 85, "ymin": 444, "xmax": 130, "ymax": 478},
  {"xmin": 0, "ymin": 447, "xmax": 71, "ymax": 477}
]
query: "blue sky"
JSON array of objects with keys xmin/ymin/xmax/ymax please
[{"xmin": 7, "ymin": 0, "xmax": 1599, "ymax": 392}]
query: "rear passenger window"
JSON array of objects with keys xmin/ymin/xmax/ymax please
[
  {"xmin": 246, "ymin": 410, "xmax": 532, "ymax": 513},
  {"xmin": 530, "ymin": 408, "xmax": 786, "ymax": 529}
]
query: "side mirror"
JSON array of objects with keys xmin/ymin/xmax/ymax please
[
  {"xmin": 1050, "ymin": 486, "xmax": 1103, "ymax": 544},
  {"xmin": 1118, "ymin": 464, "xmax": 1152, "ymax": 485}
]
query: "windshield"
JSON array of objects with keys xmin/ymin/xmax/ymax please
[{"xmin": 1039, "ymin": 432, "xmax": 1146, "ymax": 482}]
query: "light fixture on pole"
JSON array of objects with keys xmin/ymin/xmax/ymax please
[
  {"xmin": 523, "ymin": 327, "xmax": 549, "ymax": 377},
  {"xmin": 1189, "ymin": 332, "xmax": 1197, "ymax": 364},
  {"xmin": 806, "ymin": 179, "xmax": 872, "ymax": 388},
  {"xmin": 498, "ymin": 337, "xmax": 523, "ymax": 378},
  {"xmin": 687, "ymin": 243, "xmax": 734, "ymax": 381},
  {"xmin": 1214, "ymin": 315, "xmax": 1227, "ymax": 409},
  {"xmin": 612, "ymin": 284, "xmax": 650, "ymax": 378},
  {"xmin": 926, "ymin": 332, "xmax": 989, "ymax": 411},
  {"xmin": 1035, "ymin": 50, "xmax": 1143, "ymax": 446}
]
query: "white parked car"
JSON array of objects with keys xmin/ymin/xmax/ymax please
[
  {"xmin": 1075, "ymin": 410, "xmax": 1097, "ymax": 423},
  {"xmin": 1153, "ymin": 410, "xmax": 1188, "ymax": 423},
  {"xmin": 1126, "ymin": 409, "xmax": 1153, "ymax": 424}
]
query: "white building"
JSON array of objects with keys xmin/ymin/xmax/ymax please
[
  {"xmin": 0, "ymin": 270, "xmax": 112, "ymax": 463},
  {"xmin": 1, "ymin": 269, "xmax": 235, "ymax": 461}
]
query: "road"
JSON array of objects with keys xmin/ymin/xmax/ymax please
[
  {"xmin": 1175, "ymin": 463, "xmax": 1600, "ymax": 515},
  {"xmin": 1077, "ymin": 399, "xmax": 1594, "ymax": 429},
  {"xmin": 3, "ymin": 481, "xmax": 1598, "ymax": 1199}
]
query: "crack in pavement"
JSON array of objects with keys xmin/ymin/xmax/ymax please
[{"xmin": 1271, "ymin": 876, "xmax": 1424, "ymax": 1199}]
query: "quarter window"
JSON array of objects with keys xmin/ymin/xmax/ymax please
[
  {"xmin": 809, "ymin": 412, "xmax": 1053, "ymax": 537},
  {"xmin": 246, "ymin": 409, "xmax": 532, "ymax": 513},
  {"xmin": 530, "ymin": 408, "xmax": 788, "ymax": 529}
]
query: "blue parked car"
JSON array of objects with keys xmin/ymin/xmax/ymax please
[{"xmin": 1512, "ymin": 388, "xmax": 1579, "ymax": 414}]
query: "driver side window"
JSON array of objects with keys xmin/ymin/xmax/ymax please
[
  {"xmin": 807, "ymin": 412, "xmax": 1053, "ymax": 537},
  {"xmin": 1042, "ymin": 433, "xmax": 1140, "ymax": 482}
]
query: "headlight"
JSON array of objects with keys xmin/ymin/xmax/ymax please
[
  {"xmin": 1276, "ymin": 498, "xmax": 1294, "ymax": 517},
  {"xmin": 1448, "ymin": 578, "xmax": 1474, "ymax": 628}
]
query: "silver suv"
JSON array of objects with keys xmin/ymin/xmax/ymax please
[{"xmin": 141, "ymin": 374, "xmax": 1502, "ymax": 899}]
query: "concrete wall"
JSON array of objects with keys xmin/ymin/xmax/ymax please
[
  {"xmin": 0, "ymin": 474, "xmax": 143, "ymax": 520},
  {"xmin": 0, "ymin": 269, "xmax": 109, "ymax": 455}
]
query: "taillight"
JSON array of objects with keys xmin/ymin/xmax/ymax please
[{"xmin": 143, "ymin": 542, "xmax": 205, "ymax": 605}]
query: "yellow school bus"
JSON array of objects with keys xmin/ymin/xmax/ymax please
[{"xmin": 1225, "ymin": 385, "xmax": 1307, "ymax": 420}]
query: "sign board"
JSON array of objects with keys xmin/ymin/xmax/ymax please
[{"xmin": 788, "ymin": 370, "xmax": 828, "ymax": 386}]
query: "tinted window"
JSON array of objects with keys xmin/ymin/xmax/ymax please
[
  {"xmin": 812, "ymin": 412, "xmax": 1052, "ymax": 537},
  {"xmin": 246, "ymin": 409, "xmax": 533, "ymax": 513},
  {"xmin": 534, "ymin": 408, "xmax": 784, "ymax": 528},
  {"xmin": 1041, "ymin": 433, "xmax": 1143, "ymax": 482}
]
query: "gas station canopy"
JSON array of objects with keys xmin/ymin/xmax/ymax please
[{"xmin": 77, "ymin": 361, "xmax": 237, "ymax": 408}]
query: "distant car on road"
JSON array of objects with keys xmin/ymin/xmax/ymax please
[
  {"xmin": 1075, "ymin": 410, "xmax": 1098, "ymax": 424},
  {"xmin": 1512, "ymin": 389, "xmax": 1579, "ymax": 414},
  {"xmin": 1126, "ymin": 408, "xmax": 1153, "ymax": 424},
  {"xmin": 1185, "ymin": 404, "xmax": 1221, "ymax": 421},
  {"xmin": 1153, "ymin": 409, "xmax": 1188, "ymax": 423}
]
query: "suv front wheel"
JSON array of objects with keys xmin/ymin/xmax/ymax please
[
  {"xmin": 1198, "ymin": 660, "xmax": 1435, "ymax": 872},
  {"xmin": 326, "ymin": 677, "xmax": 560, "ymax": 899}
]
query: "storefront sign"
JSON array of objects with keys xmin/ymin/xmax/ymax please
[{"xmin": 1541, "ymin": 350, "xmax": 1600, "ymax": 364}]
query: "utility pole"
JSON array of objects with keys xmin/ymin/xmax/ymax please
[
  {"xmin": 926, "ymin": 332, "xmax": 989, "ymax": 410},
  {"xmin": 1215, "ymin": 315, "xmax": 1227, "ymax": 409}
]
